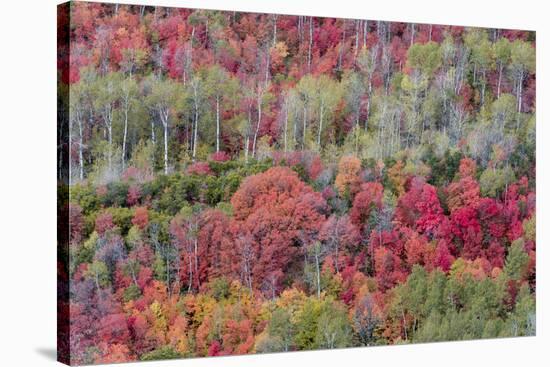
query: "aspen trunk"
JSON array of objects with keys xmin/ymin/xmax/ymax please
[
  {"xmin": 252, "ymin": 93, "xmax": 262, "ymax": 157},
  {"xmin": 78, "ymin": 112, "xmax": 84, "ymax": 181},
  {"xmin": 192, "ymin": 92, "xmax": 199, "ymax": 161},
  {"xmin": 284, "ymin": 99, "xmax": 289, "ymax": 152},
  {"xmin": 265, "ymin": 48, "xmax": 270, "ymax": 86},
  {"xmin": 273, "ymin": 15, "xmax": 278, "ymax": 46},
  {"xmin": 517, "ymin": 70, "xmax": 523, "ymax": 113},
  {"xmin": 95, "ymin": 271, "xmax": 100, "ymax": 292},
  {"xmin": 363, "ymin": 20, "xmax": 368, "ymax": 48},
  {"xmin": 302, "ymin": 104, "xmax": 307, "ymax": 149},
  {"xmin": 366, "ymin": 80, "xmax": 372, "ymax": 129},
  {"xmin": 516, "ymin": 69, "xmax": 524, "ymax": 130},
  {"xmin": 308, "ymin": 17, "xmax": 313, "ymax": 72},
  {"xmin": 163, "ymin": 119, "xmax": 168, "ymax": 174},
  {"xmin": 244, "ymin": 109, "xmax": 251, "ymax": 162},
  {"xmin": 122, "ymin": 104, "xmax": 128, "ymax": 170},
  {"xmin": 131, "ymin": 268, "xmax": 138, "ymax": 287},
  {"xmin": 188, "ymin": 252, "xmax": 193, "ymax": 292},
  {"xmin": 244, "ymin": 135, "xmax": 249, "ymax": 163},
  {"xmin": 317, "ymin": 101, "xmax": 324, "ymax": 146},
  {"xmin": 216, "ymin": 95, "xmax": 220, "ymax": 152},
  {"xmin": 107, "ymin": 121, "xmax": 112, "ymax": 172}
]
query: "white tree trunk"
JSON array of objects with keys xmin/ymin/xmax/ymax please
[
  {"xmin": 366, "ymin": 80, "xmax": 372, "ymax": 129},
  {"xmin": 363, "ymin": 20, "xmax": 368, "ymax": 48},
  {"xmin": 252, "ymin": 92, "xmax": 262, "ymax": 157},
  {"xmin": 151, "ymin": 119, "xmax": 156, "ymax": 144},
  {"xmin": 216, "ymin": 95, "xmax": 220, "ymax": 152},
  {"xmin": 273, "ymin": 15, "xmax": 278, "ymax": 46},
  {"xmin": 317, "ymin": 101, "xmax": 324, "ymax": 146},
  {"xmin": 264, "ymin": 48, "xmax": 270, "ymax": 86},
  {"xmin": 192, "ymin": 84, "xmax": 200, "ymax": 160},
  {"xmin": 163, "ymin": 119, "xmax": 168, "ymax": 174},
  {"xmin": 284, "ymin": 100, "xmax": 289, "ymax": 152},
  {"xmin": 107, "ymin": 120, "xmax": 112, "ymax": 172},
  {"xmin": 516, "ymin": 69, "xmax": 524, "ymax": 130},
  {"xmin": 122, "ymin": 102, "xmax": 128, "ymax": 170},
  {"xmin": 302, "ymin": 104, "xmax": 307, "ymax": 149},
  {"xmin": 187, "ymin": 248, "xmax": 193, "ymax": 292},
  {"xmin": 308, "ymin": 17, "xmax": 313, "ymax": 72},
  {"xmin": 193, "ymin": 108, "xmax": 198, "ymax": 161},
  {"xmin": 77, "ymin": 112, "xmax": 84, "ymax": 181},
  {"xmin": 517, "ymin": 69, "xmax": 524, "ymax": 113},
  {"xmin": 244, "ymin": 135, "xmax": 249, "ymax": 163}
]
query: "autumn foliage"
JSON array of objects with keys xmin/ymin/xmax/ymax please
[{"xmin": 61, "ymin": 2, "xmax": 536, "ymax": 364}]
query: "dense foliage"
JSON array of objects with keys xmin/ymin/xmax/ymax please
[{"xmin": 61, "ymin": 2, "xmax": 535, "ymax": 364}]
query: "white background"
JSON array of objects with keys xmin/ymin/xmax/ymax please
[{"xmin": 0, "ymin": 0, "xmax": 548, "ymax": 365}]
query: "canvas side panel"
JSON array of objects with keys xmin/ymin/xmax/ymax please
[{"xmin": 57, "ymin": 2, "xmax": 71, "ymax": 365}]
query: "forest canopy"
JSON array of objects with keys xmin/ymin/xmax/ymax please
[{"xmin": 58, "ymin": 2, "xmax": 535, "ymax": 364}]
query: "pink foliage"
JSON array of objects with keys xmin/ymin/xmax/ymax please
[
  {"xmin": 187, "ymin": 162, "xmax": 213, "ymax": 176},
  {"xmin": 95, "ymin": 211, "xmax": 114, "ymax": 235}
]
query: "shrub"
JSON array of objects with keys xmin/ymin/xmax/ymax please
[
  {"xmin": 140, "ymin": 346, "xmax": 182, "ymax": 361},
  {"xmin": 187, "ymin": 162, "xmax": 212, "ymax": 176}
]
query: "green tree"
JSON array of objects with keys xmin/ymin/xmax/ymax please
[
  {"xmin": 504, "ymin": 238, "xmax": 530, "ymax": 281},
  {"xmin": 424, "ymin": 269, "xmax": 448, "ymax": 317},
  {"xmin": 69, "ymin": 82, "xmax": 87, "ymax": 182},
  {"xmin": 296, "ymin": 75, "xmax": 318, "ymax": 149},
  {"xmin": 93, "ymin": 73, "xmax": 120, "ymax": 173},
  {"xmin": 315, "ymin": 300, "xmax": 353, "ymax": 349},
  {"xmin": 407, "ymin": 41, "xmax": 442, "ymax": 76},
  {"xmin": 402, "ymin": 265, "xmax": 428, "ymax": 334},
  {"xmin": 118, "ymin": 74, "xmax": 139, "ymax": 170},
  {"xmin": 294, "ymin": 297, "xmax": 322, "ymax": 349},
  {"xmin": 315, "ymin": 75, "xmax": 342, "ymax": 147},
  {"xmin": 342, "ymin": 71, "xmax": 365, "ymax": 131},
  {"xmin": 402, "ymin": 42, "xmax": 441, "ymax": 146},
  {"xmin": 464, "ymin": 29, "xmax": 492, "ymax": 106},
  {"xmin": 204, "ymin": 65, "xmax": 239, "ymax": 153},
  {"xmin": 140, "ymin": 346, "xmax": 182, "ymax": 361},
  {"xmin": 508, "ymin": 284, "xmax": 535, "ymax": 336},
  {"xmin": 494, "ymin": 37, "xmax": 512, "ymax": 98},
  {"xmin": 86, "ymin": 260, "xmax": 110, "ymax": 290},
  {"xmin": 266, "ymin": 308, "xmax": 294, "ymax": 352},
  {"xmin": 479, "ymin": 166, "xmax": 516, "ymax": 198},
  {"xmin": 357, "ymin": 47, "xmax": 378, "ymax": 125},
  {"xmin": 510, "ymin": 40, "xmax": 535, "ymax": 122},
  {"xmin": 491, "ymin": 93, "xmax": 517, "ymax": 133},
  {"xmin": 145, "ymin": 76, "xmax": 184, "ymax": 174}
]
